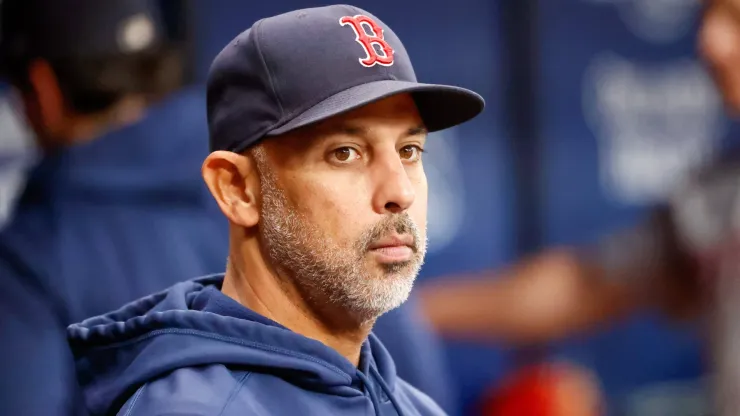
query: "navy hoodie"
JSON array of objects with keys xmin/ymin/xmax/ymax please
[{"xmin": 68, "ymin": 275, "xmax": 445, "ymax": 416}]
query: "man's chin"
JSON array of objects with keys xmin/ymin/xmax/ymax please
[
  {"xmin": 346, "ymin": 273, "xmax": 416, "ymax": 321},
  {"xmin": 365, "ymin": 252, "xmax": 422, "ymax": 275},
  {"xmin": 377, "ymin": 260, "xmax": 417, "ymax": 276}
]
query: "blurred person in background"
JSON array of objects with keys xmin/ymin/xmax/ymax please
[
  {"xmin": 417, "ymin": 0, "xmax": 740, "ymax": 413},
  {"xmin": 0, "ymin": 0, "xmax": 228, "ymax": 414},
  {"xmin": 0, "ymin": 1, "xmax": 460, "ymax": 415}
]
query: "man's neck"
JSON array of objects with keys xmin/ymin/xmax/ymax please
[
  {"xmin": 41, "ymin": 96, "xmax": 148, "ymax": 149},
  {"xmin": 222, "ymin": 237, "xmax": 372, "ymax": 366}
]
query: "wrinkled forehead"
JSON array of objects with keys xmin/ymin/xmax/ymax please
[
  {"xmin": 308, "ymin": 93, "xmax": 424, "ymax": 133},
  {"xmin": 261, "ymin": 94, "xmax": 426, "ymax": 153}
]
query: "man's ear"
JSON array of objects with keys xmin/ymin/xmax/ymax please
[
  {"xmin": 202, "ymin": 150, "xmax": 260, "ymax": 227},
  {"xmin": 25, "ymin": 59, "xmax": 67, "ymax": 138}
]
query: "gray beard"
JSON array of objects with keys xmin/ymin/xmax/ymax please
[{"xmin": 256, "ymin": 160, "xmax": 426, "ymax": 325}]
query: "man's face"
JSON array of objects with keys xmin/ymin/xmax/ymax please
[
  {"xmin": 254, "ymin": 94, "xmax": 428, "ymax": 323},
  {"xmin": 700, "ymin": 0, "xmax": 740, "ymax": 114}
]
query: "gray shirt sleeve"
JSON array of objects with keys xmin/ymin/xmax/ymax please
[{"xmin": 588, "ymin": 220, "xmax": 666, "ymax": 285}]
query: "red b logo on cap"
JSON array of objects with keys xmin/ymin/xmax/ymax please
[{"xmin": 339, "ymin": 15, "xmax": 394, "ymax": 68}]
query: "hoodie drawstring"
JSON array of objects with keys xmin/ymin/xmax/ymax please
[
  {"xmin": 371, "ymin": 366, "xmax": 405, "ymax": 416},
  {"xmin": 356, "ymin": 368, "xmax": 406, "ymax": 416}
]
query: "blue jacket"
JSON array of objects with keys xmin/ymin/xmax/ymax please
[
  {"xmin": 68, "ymin": 275, "xmax": 446, "ymax": 416},
  {"xmin": 0, "ymin": 87, "xmax": 229, "ymax": 416}
]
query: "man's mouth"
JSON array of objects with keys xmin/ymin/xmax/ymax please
[{"xmin": 368, "ymin": 234, "xmax": 415, "ymax": 263}]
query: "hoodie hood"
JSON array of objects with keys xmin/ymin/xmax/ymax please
[
  {"xmin": 26, "ymin": 85, "xmax": 211, "ymax": 203},
  {"xmin": 68, "ymin": 275, "xmax": 402, "ymax": 416}
]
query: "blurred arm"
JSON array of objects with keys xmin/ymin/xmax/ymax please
[
  {"xmin": 417, "ymin": 207, "xmax": 701, "ymax": 345},
  {"xmin": 417, "ymin": 249, "xmax": 639, "ymax": 344}
]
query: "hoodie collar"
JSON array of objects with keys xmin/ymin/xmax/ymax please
[{"xmin": 68, "ymin": 274, "xmax": 399, "ymax": 415}]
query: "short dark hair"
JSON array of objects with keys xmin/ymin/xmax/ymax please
[{"xmin": 4, "ymin": 46, "xmax": 185, "ymax": 115}]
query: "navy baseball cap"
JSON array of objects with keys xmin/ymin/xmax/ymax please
[
  {"xmin": 0, "ymin": 0, "xmax": 164, "ymax": 68},
  {"xmin": 207, "ymin": 4, "xmax": 485, "ymax": 153}
]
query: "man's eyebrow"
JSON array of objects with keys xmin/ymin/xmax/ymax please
[
  {"xmin": 321, "ymin": 123, "xmax": 428, "ymax": 138},
  {"xmin": 406, "ymin": 125, "xmax": 428, "ymax": 137},
  {"xmin": 335, "ymin": 124, "xmax": 369, "ymax": 138}
]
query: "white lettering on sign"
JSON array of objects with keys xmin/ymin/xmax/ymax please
[
  {"xmin": 583, "ymin": 53, "xmax": 726, "ymax": 205},
  {"xmin": 583, "ymin": 0, "xmax": 701, "ymax": 44}
]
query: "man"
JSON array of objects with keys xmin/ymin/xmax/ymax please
[
  {"xmin": 0, "ymin": 1, "xmax": 230, "ymax": 415},
  {"xmin": 0, "ymin": 2, "xmax": 460, "ymax": 415},
  {"xmin": 68, "ymin": 5, "xmax": 483, "ymax": 415}
]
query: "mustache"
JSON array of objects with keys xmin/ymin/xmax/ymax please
[{"xmin": 360, "ymin": 213, "xmax": 421, "ymax": 252}]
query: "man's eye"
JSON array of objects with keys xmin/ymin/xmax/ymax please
[
  {"xmin": 332, "ymin": 147, "xmax": 359, "ymax": 163},
  {"xmin": 399, "ymin": 145, "xmax": 424, "ymax": 161}
]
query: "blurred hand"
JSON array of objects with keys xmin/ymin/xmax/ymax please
[
  {"xmin": 700, "ymin": 0, "xmax": 740, "ymax": 114},
  {"xmin": 418, "ymin": 207, "xmax": 703, "ymax": 345}
]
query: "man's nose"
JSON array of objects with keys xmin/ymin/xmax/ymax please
[{"xmin": 371, "ymin": 152, "xmax": 415, "ymax": 215}]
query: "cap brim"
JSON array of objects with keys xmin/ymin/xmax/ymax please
[{"xmin": 267, "ymin": 79, "xmax": 485, "ymax": 137}]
